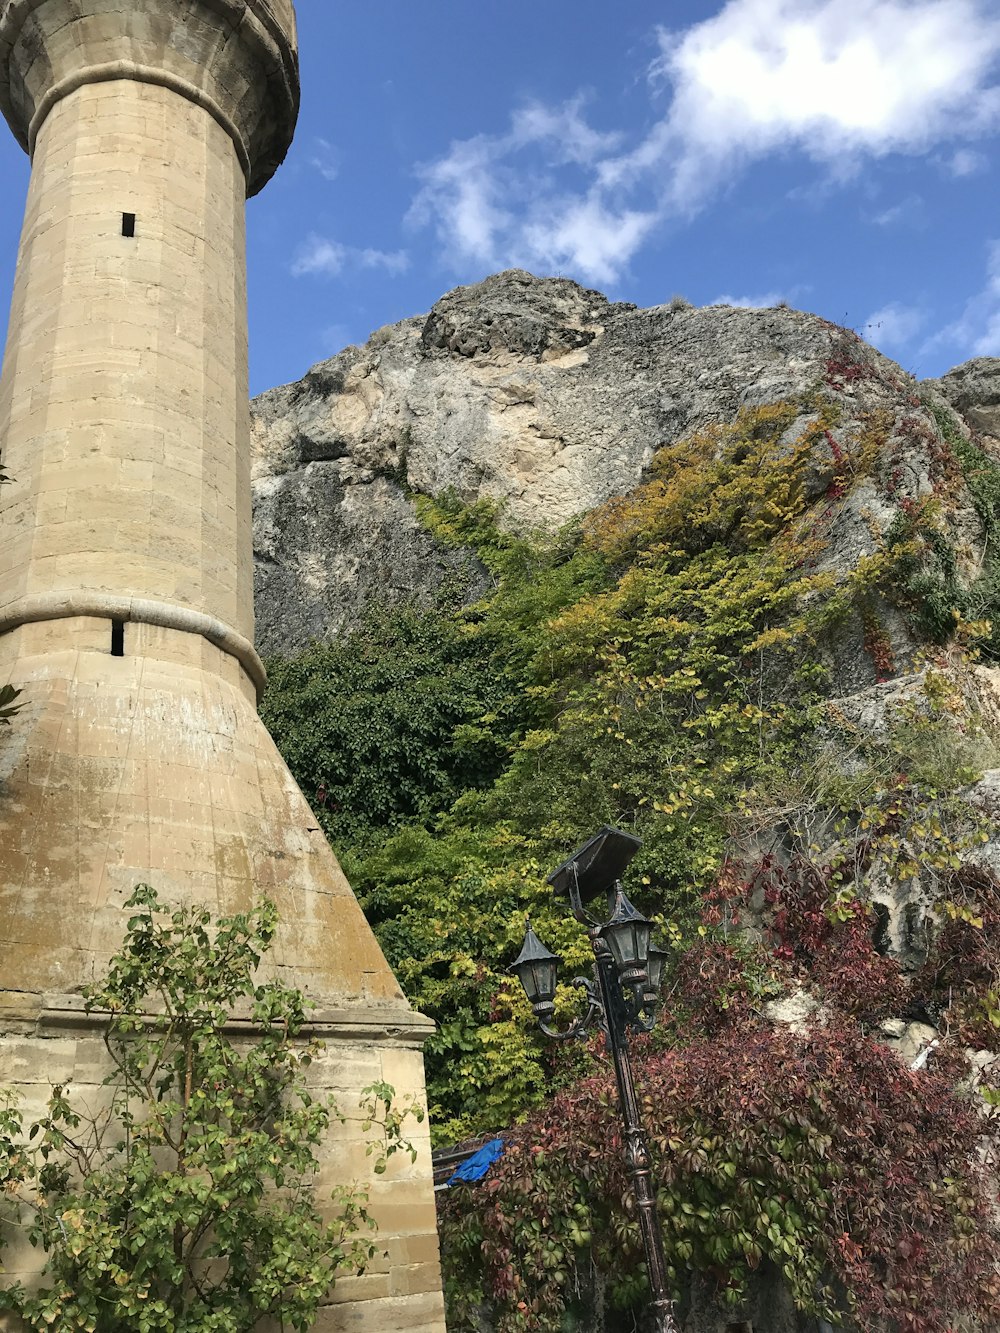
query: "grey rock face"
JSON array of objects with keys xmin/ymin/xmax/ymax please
[
  {"xmin": 253, "ymin": 459, "xmax": 488, "ymax": 657},
  {"xmin": 249, "ymin": 269, "xmax": 965, "ymax": 657},
  {"xmin": 926, "ymin": 356, "xmax": 1000, "ymax": 439},
  {"xmin": 420, "ymin": 270, "xmax": 606, "ymax": 360}
]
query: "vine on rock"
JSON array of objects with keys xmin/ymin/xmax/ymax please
[{"xmin": 261, "ymin": 387, "xmax": 1000, "ymax": 1328}]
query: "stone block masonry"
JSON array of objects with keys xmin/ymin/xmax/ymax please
[
  {"xmin": 0, "ymin": 2, "xmax": 447, "ymax": 1326},
  {"xmin": 0, "ymin": 76, "xmax": 253, "ymax": 638}
]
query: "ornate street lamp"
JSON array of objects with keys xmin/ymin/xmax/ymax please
[
  {"xmin": 509, "ymin": 826, "xmax": 678, "ymax": 1333},
  {"xmin": 508, "ymin": 923, "xmax": 561, "ymax": 1025}
]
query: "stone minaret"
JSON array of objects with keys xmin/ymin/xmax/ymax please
[{"xmin": 0, "ymin": 2, "xmax": 445, "ymax": 1326}]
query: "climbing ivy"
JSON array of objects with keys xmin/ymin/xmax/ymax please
[
  {"xmin": 878, "ymin": 400, "xmax": 1000, "ymax": 658},
  {"xmin": 264, "ymin": 404, "xmax": 912, "ymax": 1142}
]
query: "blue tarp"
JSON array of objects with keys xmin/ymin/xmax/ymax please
[{"xmin": 447, "ymin": 1137, "xmax": 505, "ymax": 1186}]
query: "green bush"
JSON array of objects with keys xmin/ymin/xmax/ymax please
[
  {"xmin": 261, "ymin": 607, "xmax": 519, "ymax": 855},
  {"xmin": 0, "ymin": 888, "xmax": 417, "ymax": 1332}
]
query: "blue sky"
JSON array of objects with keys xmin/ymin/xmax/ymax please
[{"xmin": 1, "ymin": 0, "xmax": 999, "ymax": 396}]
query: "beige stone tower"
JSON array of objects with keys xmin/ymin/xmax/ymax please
[{"xmin": 0, "ymin": 1, "xmax": 445, "ymax": 1326}]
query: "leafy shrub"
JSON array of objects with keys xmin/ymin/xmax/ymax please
[
  {"xmin": 0, "ymin": 888, "xmax": 416, "ymax": 1332},
  {"xmin": 439, "ymin": 1008, "xmax": 1000, "ymax": 1333},
  {"xmin": 440, "ymin": 859, "xmax": 1000, "ymax": 1332},
  {"xmin": 261, "ymin": 607, "xmax": 519, "ymax": 854}
]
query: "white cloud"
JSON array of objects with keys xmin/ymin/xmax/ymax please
[
  {"xmin": 711, "ymin": 290, "xmax": 785, "ymax": 308},
  {"xmin": 356, "ymin": 248, "xmax": 410, "ymax": 275},
  {"xmin": 868, "ymin": 194, "xmax": 926, "ymax": 227},
  {"xmin": 408, "ymin": 136, "xmax": 513, "ymax": 267},
  {"xmin": 409, "ymin": 0, "xmax": 1000, "ymax": 284},
  {"xmin": 925, "ymin": 241, "xmax": 1000, "ymax": 362},
  {"xmin": 947, "ymin": 147, "xmax": 989, "ymax": 177},
  {"xmin": 647, "ymin": 0, "xmax": 1000, "ymax": 208},
  {"xmin": 863, "ymin": 302, "xmax": 927, "ymax": 350},
  {"xmin": 292, "ymin": 236, "xmax": 346, "ymax": 278},
  {"xmin": 871, "ymin": 203, "xmax": 906, "ymax": 227},
  {"xmin": 292, "ymin": 234, "xmax": 409, "ymax": 279},
  {"xmin": 519, "ymin": 197, "xmax": 658, "ymax": 287},
  {"xmin": 509, "ymin": 97, "xmax": 624, "ymax": 166},
  {"xmin": 408, "ymin": 104, "xmax": 657, "ymax": 285},
  {"xmin": 309, "ymin": 137, "xmax": 342, "ymax": 183}
]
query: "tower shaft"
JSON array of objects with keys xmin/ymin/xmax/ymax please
[{"xmin": 0, "ymin": 76, "xmax": 255, "ymax": 651}]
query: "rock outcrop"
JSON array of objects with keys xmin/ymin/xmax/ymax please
[
  {"xmin": 926, "ymin": 356, "xmax": 1000, "ymax": 439},
  {"xmin": 250, "ymin": 269, "xmax": 988, "ymax": 659}
]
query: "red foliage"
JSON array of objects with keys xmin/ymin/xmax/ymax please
[
  {"xmin": 724, "ymin": 854, "xmax": 908, "ymax": 1027},
  {"xmin": 914, "ymin": 864, "xmax": 1000, "ymax": 1050},
  {"xmin": 824, "ymin": 429, "xmax": 848, "ymax": 499},
  {"xmin": 861, "ymin": 612, "xmax": 896, "ymax": 683},
  {"xmin": 666, "ymin": 938, "xmax": 759, "ymax": 1033},
  {"xmin": 825, "ymin": 355, "xmax": 876, "ymax": 389},
  {"xmin": 440, "ymin": 856, "xmax": 1000, "ymax": 1331},
  {"xmin": 886, "ymin": 464, "xmax": 905, "ymax": 500},
  {"xmin": 824, "ymin": 429, "xmax": 845, "ymax": 466},
  {"xmin": 440, "ymin": 1012, "xmax": 1000, "ymax": 1333}
]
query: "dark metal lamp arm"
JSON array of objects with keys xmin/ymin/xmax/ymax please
[{"xmin": 534, "ymin": 976, "xmax": 604, "ymax": 1042}]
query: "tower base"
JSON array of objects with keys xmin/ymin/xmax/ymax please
[{"xmin": 0, "ymin": 616, "xmax": 446, "ymax": 1330}]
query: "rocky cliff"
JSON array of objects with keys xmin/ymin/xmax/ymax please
[
  {"xmin": 252, "ymin": 272, "xmax": 1000, "ymax": 1333},
  {"xmin": 251, "ymin": 269, "xmax": 998, "ymax": 661},
  {"xmin": 251, "ymin": 264, "xmax": 1000, "ymax": 990}
]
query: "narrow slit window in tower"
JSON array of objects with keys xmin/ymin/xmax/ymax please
[
  {"xmin": 121, "ymin": 212, "xmax": 136, "ymax": 238},
  {"xmin": 111, "ymin": 619, "xmax": 125, "ymax": 657}
]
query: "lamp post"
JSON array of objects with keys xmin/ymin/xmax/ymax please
[{"xmin": 508, "ymin": 827, "xmax": 678, "ymax": 1333}]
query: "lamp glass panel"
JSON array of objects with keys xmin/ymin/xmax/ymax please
[
  {"xmin": 646, "ymin": 945, "xmax": 669, "ymax": 994},
  {"xmin": 509, "ymin": 925, "xmax": 561, "ymax": 1003},
  {"xmin": 513, "ymin": 959, "xmax": 540, "ymax": 1003},
  {"xmin": 605, "ymin": 915, "xmax": 651, "ymax": 969},
  {"xmin": 528, "ymin": 957, "xmax": 558, "ymax": 1004}
]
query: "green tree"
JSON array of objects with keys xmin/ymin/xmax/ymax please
[
  {"xmin": 0, "ymin": 888, "xmax": 416, "ymax": 1332},
  {"xmin": 261, "ymin": 606, "xmax": 519, "ymax": 855}
]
